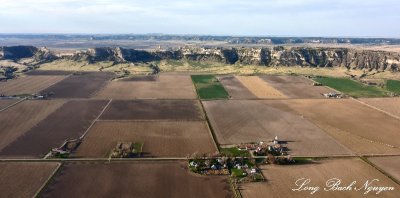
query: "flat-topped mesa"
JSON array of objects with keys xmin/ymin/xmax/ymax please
[
  {"xmin": 0, "ymin": 46, "xmax": 39, "ymax": 60},
  {"xmin": 1, "ymin": 46, "xmax": 399, "ymax": 72},
  {"xmin": 0, "ymin": 46, "xmax": 57, "ymax": 62}
]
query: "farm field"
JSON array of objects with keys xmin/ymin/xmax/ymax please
[
  {"xmin": 76, "ymin": 121, "xmax": 216, "ymax": 157},
  {"xmin": 279, "ymin": 99, "xmax": 400, "ymax": 152},
  {"xmin": 314, "ymin": 77, "xmax": 389, "ymax": 98},
  {"xmin": 0, "ymin": 100, "xmax": 65, "ymax": 151},
  {"xmin": 25, "ymin": 70, "xmax": 74, "ymax": 75},
  {"xmin": 40, "ymin": 162, "xmax": 233, "ymax": 198},
  {"xmin": 203, "ymin": 100, "xmax": 352, "ymax": 156},
  {"xmin": 0, "ymin": 99, "xmax": 17, "ymax": 110},
  {"xmin": 217, "ymin": 75, "xmax": 256, "ymax": 99},
  {"xmin": 121, "ymin": 75, "xmax": 157, "ymax": 81},
  {"xmin": 386, "ymin": 79, "xmax": 400, "ymax": 94},
  {"xmin": 235, "ymin": 76, "xmax": 287, "ymax": 99},
  {"xmin": 260, "ymin": 75, "xmax": 332, "ymax": 98},
  {"xmin": 0, "ymin": 75, "xmax": 67, "ymax": 95},
  {"xmin": 41, "ymin": 72, "xmax": 114, "ymax": 98},
  {"xmin": 1, "ymin": 71, "xmax": 399, "ymax": 197},
  {"xmin": 0, "ymin": 100, "xmax": 108, "ymax": 158},
  {"xmin": 95, "ymin": 74, "xmax": 197, "ymax": 99},
  {"xmin": 100, "ymin": 100, "xmax": 203, "ymax": 120},
  {"xmin": 191, "ymin": 75, "xmax": 229, "ymax": 99},
  {"xmin": 368, "ymin": 156, "xmax": 400, "ymax": 182},
  {"xmin": 0, "ymin": 162, "xmax": 60, "ymax": 198},
  {"xmin": 306, "ymin": 121, "xmax": 400, "ymax": 155},
  {"xmin": 240, "ymin": 158, "xmax": 400, "ymax": 198},
  {"xmin": 359, "ymin": 97, "xmax": 400, "ymax": 118}
]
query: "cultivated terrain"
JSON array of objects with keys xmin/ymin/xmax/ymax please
[{"xmin": 0, "ymin": 38, "xmax": 399, "ymax": 197}]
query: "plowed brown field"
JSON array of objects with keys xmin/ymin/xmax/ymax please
[
  {"xmin": 368, "ymin": 156, "xmax": 400, "ymax": 182},
  {"xmin": 76, "ymin": 121, "xmax": 216, "ymax": 157},
  {"xmin": 260, "ymin": 75, "xmax": 332, "ymax": 98},
  {"xmin": 100, "ymin": 100, "xmax": 203, "ymax": 121},
  {"xmin": 40, "ymin": 162, "xmax": 233, "ymax": 198},
  {"xmin": 241, "ymin": 158, "xmax": 400, "ymax": 198},
  {"xmin": 218, "ymin": 76, "xmax": 256, "ymax": 99},
  {"xmin": 95, "ymin": 74, "xmax": 197, "ymax": 99},
  {"xmin": 41, "ymin": 72, "xmax": 114, "ymax": 98},
  {"xmin": 0, "ymin": 162, "xmax": 60, "ymax": 198},
  {"xmin": 0, "ymin": 99, "xmax": 17, "ymax": 110},
  {"xmin": 203, "ymin": 100, "xmax": 352, "ymax": 156},
  {"xmin": 0, "ymin": 100, "xmax": 65, "ymax": 151},
  {"xmin": 0, "ymin": 75, "xmax": 67, "ymax": 95},
  {"xmin": 279, "ymin": 99, "xmax": 400, "ymax": 154},
  {"xmin": 0, "ymin": 100, "xmax": 108, "ymax": 158},
  {"xmin": 359, "ymin": 98, "xmax": 400, "ymax": 118}
]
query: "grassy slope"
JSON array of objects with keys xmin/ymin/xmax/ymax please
[
  {"xmin": 191, "ymin": 75, "xmax": 229, "ymax": 99},
  {"xmin": 386, "ymin": 79, "xmax": 400, "ymax": 94},
  {"xmin": 314, "ymin": 77, "xmax": 389, "ymax": 98}
]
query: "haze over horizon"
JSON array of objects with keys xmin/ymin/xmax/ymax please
[{"xmin": 0, "ymin": 0, "xmax": 399, "ymax": 38}]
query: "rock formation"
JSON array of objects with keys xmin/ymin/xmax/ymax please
[{"xmin": 1, "ymin": 46, "xmax": 399, "ymax": 72}]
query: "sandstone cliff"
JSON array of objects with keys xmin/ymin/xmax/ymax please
[{"xmin": 1, "ymin": 46, "xmax": 399, "ymax": 72}]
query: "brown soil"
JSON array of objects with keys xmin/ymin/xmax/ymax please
[
  {"xmin": 41, "ymin": 72, "xmax": 114, "ymax": 98},
  {"xmin": 368, "ymin": 156, "xmax": 400, "ymax": 182},
  {"xmin": 0, "ymin": 162, "xmax": 59, "ymax": 198},
  {"xmin": 280, "ymin": 99, "xmax": 400, "ymax": 153},
  {"xmin": 120, "ymin": 75, "xmax": 157, "ymax": 81},
  {"xmin": 0, "ymin": 100, "xmax": 66, "ymax": 151},
  {"xmin": 40, "ymin": 161, "xmax": 233, "ymax": 198},
  {"xmin": 310, "ymin": 122, "xmax": 400, "ymax": 155},
  {"xmin": 236, "ymin": 76, "xmax": 287, "ymax": 99},
  {"xmin": 203, "ymin": 100, "xmax": 352, "ymax": 156},
  {"xmin": 359, "ymin": 98, "xmax": 400, "ymax": 118},
  {"xmin": 241, "ymin": 158, "xmax": 400, "ymax": 198},
  {"xmin": 0, "ymin": 99, "xmax": 17, "ymax": 110},
  {"xmin": 0, "ymin": 75, "xmax": 67, "ymax": 95},
  {"xmin": 218, "ymin": 76, "xmax": 256, "ymax": 99},
  {"xmin": 95, "ymin": 74, "xmax": 197, "ymax": 99},
  {"xmin": 0, "ymin": 100, "xmax": 108, "ymax": 158},
  {"xmin": 100, "ymin": 100, "xmax": 204, "ymax": 121},
  {"xmin": 260, "ymin": 75, "xmax": 332, "ymax": 98},
  {"xmin": 76, "ymin": 121, "xmax": 217, "ymax": 157}
]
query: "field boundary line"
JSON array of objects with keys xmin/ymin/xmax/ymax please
[
  {"xmin": 229, "ymin": 177, "xmax": 243, "ymax": 198},
  {"xmin": 0, "ymin": 97, "xmax": 26, "ymax": 112},
  {"xmin": 190, "ymin": 74, "xmax": 200, "ymax": 100},
  {"xmin": 351, "ymin": 97, "xmax": 400, "ymax": 121},
  {"xmin": 79, "ymin": 99, "xmax": 112, "ymax": 139},
  {"xmin": 33, "ymin": 162, "xmax": 62, "ymax": 198},
  {"xmin": 2, "ymin": 154, "xmax": 400, "ymax": 162},
  {"xmin": 96, "ymin": 119, "xmax": 205, "ymax": 122},
  {"xmin": 302, "ymin": 111, "xmax": 398, "ymax": 150},
  {"xmin": 360, "ymin": 157, "xmax": 400, "ymax": 185},
  {"xmin": 37, "ymin": 74, "xmax": 71, "ymax": 94},
  {"xmin": 89, "ymin": 78, "xmax": 111, "ymax": 98},
  {"xmin": 39, "ymin": 73, "xmax": 72, "ymax": 91},
  {"xmin": 0, "ymin": 157, "xmax": 190, "ymax": 162},
  {"xmin": 199, "ymin": 100, "xmax": 220, "ymax": 153},
  {"xmin": 299, "ymin": 116, "xmax": 356, "ymax": 156}
]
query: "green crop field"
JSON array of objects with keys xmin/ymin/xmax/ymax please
[
  {"xmin": 191, "ymin": 75, "xmax": 229, "ymax": 99},
  {"xmin": 314, "ymin": 77, "xmax": 389, "ymax": 98},
  {"xmin": 386, "ymin": 79, "xmax": 400, "ymax": 94}
]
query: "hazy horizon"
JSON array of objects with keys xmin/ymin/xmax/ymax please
[{"xmin": 0, "ymin": 0, "xmax": 399, "ymax": 37}]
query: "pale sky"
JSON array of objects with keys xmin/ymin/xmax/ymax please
[{"xmin": 0, "ymin": 0, "xmax": 399, "ymax": 37}]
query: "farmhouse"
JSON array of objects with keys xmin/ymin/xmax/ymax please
[{"xmin": 323, "ymin": 92, "xmax": 343, "ymax": 98}]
